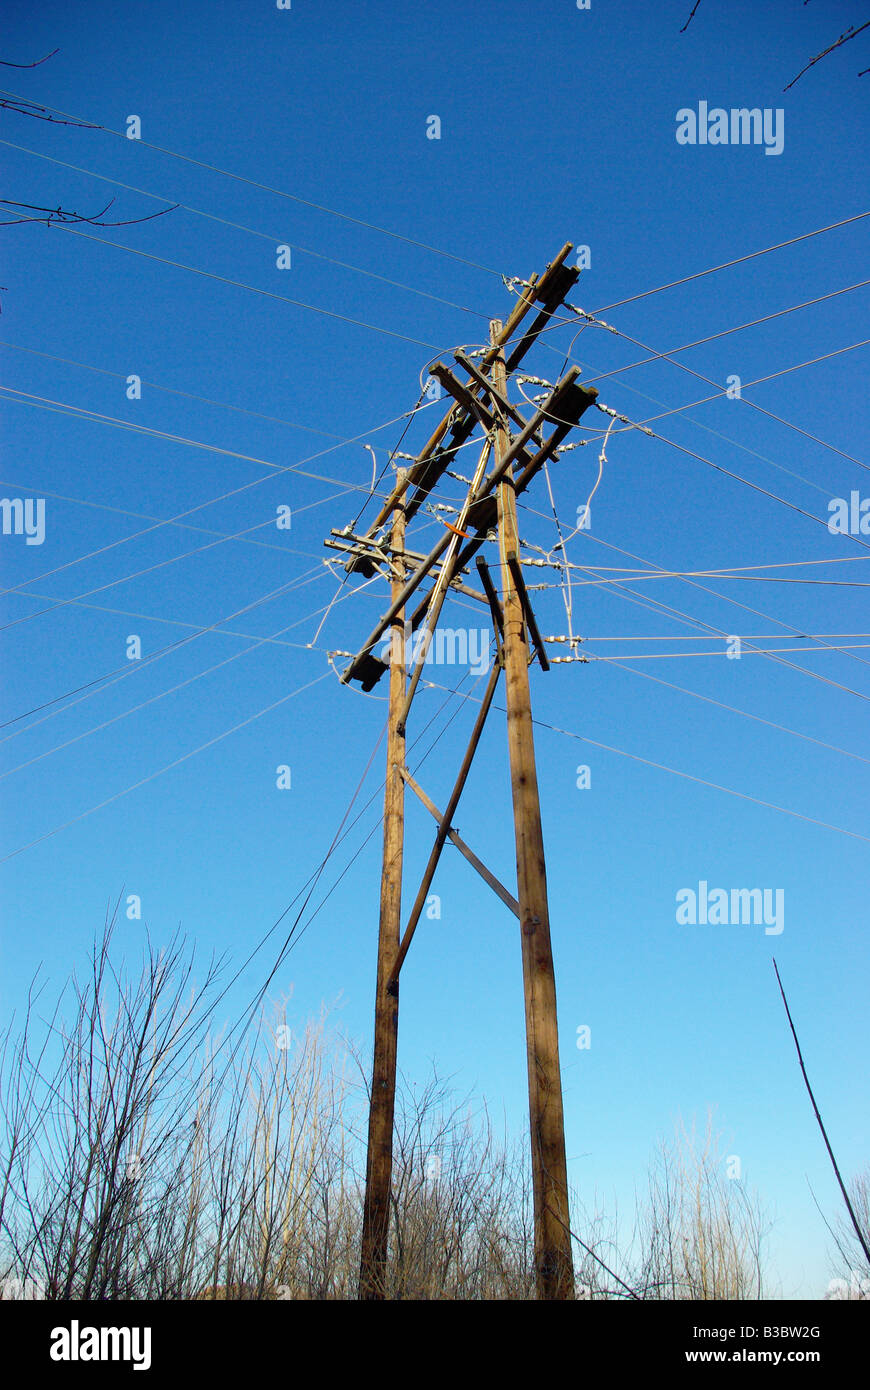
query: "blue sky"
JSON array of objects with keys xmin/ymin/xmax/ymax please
[{"xmin": 1, "ymin": 0, "xmax": 868, "ymax": 1297}]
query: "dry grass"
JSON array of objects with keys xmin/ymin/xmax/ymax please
[{"xmin": 0, "ymin": 910, "xmax": 773, "ymax": 1300}]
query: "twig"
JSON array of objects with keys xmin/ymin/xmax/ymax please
[
  {"xmin": 680, "ymin": 1, "xmax": 703, "ymax": 34},
  {"xmin": 0, "ymin": 96, "xmax": 100, "ymax": 128},
  {"xmin": 0, "ymin": 198, "xmax": 179, "ymax": 228},
  {"xmin": 773, "ymin": 958, "xmax": 870, "ymax": 1265},
  {"xmin": 0, "ymin": 49, "xmax": 59, "ymax": 68},
  {"xmin": 784, "ymin": 20, "xmax": 870, "ymax": 90}
]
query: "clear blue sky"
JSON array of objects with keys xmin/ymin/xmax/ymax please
[{"xmin": 1, "ymin": 0, "xmax": 868, "ymax": 1298}]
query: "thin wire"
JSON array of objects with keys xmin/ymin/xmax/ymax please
[
  {"xmin": 0, "ymin": 384, "xmax": 428, "ymax": 486},
  {"xmin": 548, "ymin": 555, "xmax": 870, "ymax": 585},
  {"xmin": 645, "ymin": 419, "xmax": 870, "ymax": 555},
  {"xmin": 420, "ymin": 681, "xmax": 870, "ymax": 845},
  {"xmin": 528, "ymin": 338, "xmax": 870, "ymax": 507},
  {"xmin": 531, "ymin": 316, "xmax": 868, "ymax": 491},
  {"xmin": 590, "ymin": 211, "xmax": 870, "ymax": 313},
  {"xmin": 0, "ymin": 565, "xmax": 327, "ymax": 736},
  {"xmin": 535, "ymin": 370, "xmax": 870, "ymax": 570},
  {"xmin": 0, "ymin": 670, "xmax": 332, "ymax": 863},
  {"xmin": 0, "ymin": 338, "xmax": 356, "ymax": 444},
  {"xmin": 0, "ymin": 388, "xmax": 439, "ymax": 604},
  {"xmin": 206, "ymin": 665, "xmax": 487, "ymax": 1096},
  {"xmin": 0, "ymin": 571, "xmax": 386, "ymax": 781},
  {"xmin": 0, "ymin": 475, "xmax": 325, "ymax": 560},
  {"xmin": 543, "ymin": 350, "xmax": 862, "ymax": 511},
  {"xmin": 42, "ymin": 222, "xmax": 445, "ymax": 350},
  {"xmin": 580, "ymin": 280, "xmax": 870, "ymax": 392},
  {"xmin": 541, "ymin": 460, "xmax": 576, "ymax": 648},
  {"xmin": 612, "ymin": 339, "xmax": 870, "ymax": 440},
  {"xmin": 545, "ymin": 726, "xmax": 870, "ymax": 844},
  {"xmin": 519, "ymin": 504, "xmax": 870, "ymax": 700},
  {"xmin": 573, "ymin": 630, "xmax": 870, "ymax": 640},
  {"xmin": 587, "ymin": 642, "xmax": 870, "ymax": 660},
  {"xmin": 0, "ymin": 137, "xmax": 496, "ymax": 320},
  {"xmin": 572, "ymin": 285, "xmax": 870, "ymax": 471},
  {"xmin": 0, "ymin": 495, "xmax": 345, "ymax": 633},
  {"xmin": 0, "ymin": 89, "xmax": 504, "ymax": 277},
  {"xmin": 590, "ymin": 658, "xmax": 870, "ymax": 767}
]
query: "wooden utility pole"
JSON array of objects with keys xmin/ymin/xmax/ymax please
[
  {"xmin": 491, "ymin": 320, "xmax": 575, "ymax": 1299},
  {"xmin": 358, "ymin": 473, "xmax": 406, "ymax": 1300},
  {"xmin": 335, "ymin": 248, "xmax": 596, "ymax": 1301}
]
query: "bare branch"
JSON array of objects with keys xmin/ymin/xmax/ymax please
[
  {"xmin": 680, "ymin": 1, "xmax": 703, "ymax": 34},
  {"xmin": 773, "ymin": 958, "xmax": 870, "ymax": 1267},
  {"xmin": 784, "ymin": 19, "xmax": 870, "ymax": 90},
  {"xmin": 0, "ymin": 49, "xmax": 59, "ymax": 69},
  {"xmin": 0, "ymin": 96, "xmax": 100, "ymax": 129},
  {"xmin": 0, "ymin": 198, "xmax": 179, "ymax": 228}
]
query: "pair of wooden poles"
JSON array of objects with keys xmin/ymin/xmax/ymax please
[{"xmin": 357, "ymin": 319, "xmax": 578, "ymax": 1301}]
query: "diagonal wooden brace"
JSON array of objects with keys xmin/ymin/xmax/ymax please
[
  {"xmin": 507, "ymin": 555, "xmax": 550, "ymax": 671},
  {"xmin": 387, "ymin": 661, "xmax": 513, "ymax": 989}
]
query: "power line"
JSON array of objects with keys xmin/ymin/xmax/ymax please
[
  {"xmin": 610, "ymin": 339, "xmax": 870, "ymax": 442},
  {"xmin": 0, "ymin": 388, "xmax": 440, "ymax": 605},
  {"xmin": 574, "ymin": 286, "xmax": 870, "ymax": 472},
  {"xmin": 43, "ymin": 222, "xmax": 446, "ymax": 350},
  {"xmin": 644, "ymin": 417, "xmax": 870, "ymax": 555},
  {"xmin": 0, "ymin": 338, "xmax": 355, "ymax": 443},
  {"xmin": 542, "ymin": 723, "xmax": 870, "ymax": 844},
  {"xmin": 581, "ymin": 280, "xmax": 870, "ymax": 391},
  {"xmin": 0, "ymin": 668, "xmax": 331, "ymax": 863},
  {"xmin": 0, "ymin": 88, "xmax": 504, "ymax": 277},
  {"xmin": 590, "ymin": 211, "xmax": 870, "ymax": 314},
  {"xmin": 586, "ymin": 642, "xmax": 870, "ymax": 660},
  {"xmin": 541, "ymin": 336, "xmax": 870, "ymax": 506},
  {"xmin": 0, "ymin": 138, "xmax": 494, "ymax": 322},
  {"xmin": 580, "ymin": 630, "xmax": 870, "ymax": 641},
  {"xmin": 519, "ymin": 506, "xmax": 870, "ymax": 700},
  {"xmin": 539, "ymin": 555, "xmax": 870, "ymax": 587},
  {"xmin": 0, "ymin": 562, "xmax": 383, "ymax": 740},
  {"xmin": 0, "ymin": 564, "xmax": 326, "ymax": 733},
  {"xmin": 675, "ymin": 575, "xmax": 870, "ymax": 588},
  {"xmin": 584, "ymin": 656, "xmax": 870, "ymax": 767},
  {"xmin": 0, "ymin": 571, "xmax": 386, "ymax": 782},
  {"xmin": 0, "ymin": 475, "xmax": 327, "ymax": 561},
  {"xmin": 419, "ymin": 679, "xmax": 870, "ymax": 846},
  {"xmin": 203, "ymin": 665, "xmax": 489, "ymax": 1102},
  {"xmin": 535, "ymin": 360, "xmax": 870, "ymax": 564},
  {"xmin": 0, "ymin": 384, "xmax": 427, "ymax": 486},
  {"xmin": 533, "ymin": 335, "xmax": 867, "ymax": 509},
  {"xmin": 2, "ymin": 583, "xmax": 380, "ymax": 667},
  {"xmin": 28, "ymin": 583, "xmax": 861, "ymax": 795},
  {"xmin": 0, "ymin": 496, "xmax": 344, "ymax": 632}
]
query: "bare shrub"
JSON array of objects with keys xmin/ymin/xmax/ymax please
[
  {"xmin": 631, "ymin": 1113, "xmax": 769, "ymax": 1300},
  {"xmin": 0, "ymin": 914, "xmax": 774, "ymax": 1302}
]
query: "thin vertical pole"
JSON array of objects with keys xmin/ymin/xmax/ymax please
[
  {"xmin": 491, "ymin": 321, "xmax": 575, "ymax": 1300},
  {"xmin": 359, "ymin": 474, "xmax": 407, "ymax": 1300}
]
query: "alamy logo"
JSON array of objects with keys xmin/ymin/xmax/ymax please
[
  {"xmin": 50, "ymin": 1320, "xmax": 151, "ymax": 1371},
  {"xmin": 676, "ymin": 102, "xmax": 784, "ymax": 156},
  {"xmin": 827, "ymin": 492, "xmax": 870, "ymax": 535},
  {"xmin": 676, "ymin": 881, "xmax": 784, "ymax": 935},
  {"xmin": 0, "ymin": 1275, "xmax": 44, "ymax": 1299},
  {"xmin": 0, "ymin": 496, "xmax": 45, "ymax": 545},
  {"xmin": 826, "ymin": 1271, "xmax": 870, "ymax": 1300},
  {"xmin": 379, "ymin": 622, "xmax": 491, "ymax": 676}
]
